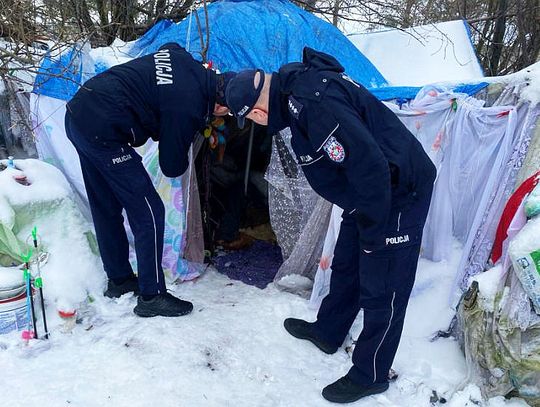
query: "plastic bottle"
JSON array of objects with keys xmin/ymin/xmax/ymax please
[{"xmin": 58, "ymin": 309, "xmax": 77, "ymax": 333}]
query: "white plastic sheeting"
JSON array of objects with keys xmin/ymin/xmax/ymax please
[
  {"xmin": 348, "ymin": 20, "xmax": 484, "ymax": 86},
  {"xmin": 308, "ymin": 205, "xmax": 343, "ymax": 310},
  {"xmin": 448, "ymin": 101, "xmax": 517, "ymax": 244},
  {"xmin": 30, "ymin": 94, "xmax": 90, "ymax": 218}
]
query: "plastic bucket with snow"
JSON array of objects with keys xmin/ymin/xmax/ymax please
[
  {"xmin": 0, "ymin": 290, "xmax": 29, "ymax": 334},
  {"xmin": 0, "ymin": 267, "xmax": 29, "ymax": 334}
]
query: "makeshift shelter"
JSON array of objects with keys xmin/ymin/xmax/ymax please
[
  {"xmin": 30, "ymin": 0, "xmax": 393, "ymax": 283},
  {"xmin": 30, "ymin": 0, "xmax": 532, "ymax": 293}
]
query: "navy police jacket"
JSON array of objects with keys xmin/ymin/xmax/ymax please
[
  {"xmin": 66, "ymin": 42, "xmax": 217, "ymax": 177},
  {"xmin": 267, "ymin": 48, "xmax": 436, "ymax": 251}
]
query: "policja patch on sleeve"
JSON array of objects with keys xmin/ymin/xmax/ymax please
[
  {"xmin": 323, "ymin": 135, "xmax": 346, "ymax": 163},
  {"xmin": 288, "ymin": 96, "xmax": 303, "ymax": 119}
]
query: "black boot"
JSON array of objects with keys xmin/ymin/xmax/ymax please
[
  {"xmin": 104, "ymin": 275, "xmax": 140, "ymax": 298},
  {"xmin": 283, "ymin": 318, "xmax": 338, "ymax": 354},
  {"xmin": 133, "ymin": 292, "xmax": 193, "ymax": 317},
  {"xmin": 322, "ymin": 375, "xmax": 389, "ymax": 403}
]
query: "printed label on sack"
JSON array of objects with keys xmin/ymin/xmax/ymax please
[{"xmin": 530, "ymin": 249, "xmax": 540, "ymax": 276}]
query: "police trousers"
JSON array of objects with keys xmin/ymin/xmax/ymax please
[
  {"xmin": 65, "ymin": 112, "xmax": 166, "ymax": 296},
  {"xmin": 313, "ymin": 188, "xmax": 433, "ymax": 385}
]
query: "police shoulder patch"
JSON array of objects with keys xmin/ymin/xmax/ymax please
[
  {"xmin": 323, "ymin": 136, "xmax": 346, "ymax": 163},
  {"xmin": 288, "ymin": 96, "xmax": 303, "ymax": 119}
]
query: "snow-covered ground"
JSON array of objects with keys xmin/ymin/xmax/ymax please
[{"xmin": 0, "ymin": 243, "xmax": 530, "ymax": 406}]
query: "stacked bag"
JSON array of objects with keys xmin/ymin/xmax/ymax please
[
  {"xmin": 456, "ymin": 171, "xmax": 540, "ymax": 405},
  {"xmin": 509, "ymin": 181, "xmax": 540, "ymax": 314}
]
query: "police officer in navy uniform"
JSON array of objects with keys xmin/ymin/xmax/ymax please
[
  {"xmin": 225, "ymin": 48, "xmax": 436, "ymax": 403},
  {"xmin": 65, "ymin": 42, "xmax": 235, "ymax": 317}
]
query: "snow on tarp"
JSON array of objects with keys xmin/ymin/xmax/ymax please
[
  {"xmin": 349, "ymin": 20, "xmax": 485, "ymax": 87},
  {"xmin": 33, "ymin": 0, "xmax": 388, "ymax": 102}
]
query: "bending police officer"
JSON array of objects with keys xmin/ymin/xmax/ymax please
[
  {"xmin": 225, "ymin": 48, "xmax": 436, "ymax": 403},
  {"xmin": 65, "ymin": 42, "xmax": 234, "ymax": 318}
]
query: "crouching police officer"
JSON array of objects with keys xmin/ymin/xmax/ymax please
[
  {"xmin": 226, "ymin": 48, "xmax": 436, "ymax": 403},
  {"xmin": 65, "ymin": 42, "xmax": 234, "ymax": 317}
]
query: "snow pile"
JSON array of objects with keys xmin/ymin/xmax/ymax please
[
  {"xmin": 0, "ymin": 159, "xmax": 72, "ymax": 217},
  {"xmin": 479, "ymin": 61, "xmax": 540, "ymax": 106},
  {"xmin": 0, "ymin": 159, "xmax": 104, "ymax": 312},
  {"xmin": 89, "ymin": 39, "xmax": 133, "ymax": 73},
  {"xmin": 348, "ymin": 20, "xmax": 484, "ymax": 86},
  {"xmin": 519, "ymin": 61, "xmax": 540, "ymax": 106},
  {"xmin": 471, "ymin": 265, "xmax": 506, "ymax": 312},
  {"xmin": 0, "ymin": 243, "xmax": 529, "ymax": 406},
  {"xmin": 0, "ymin": 266, "xmax": 24, "ymax": 289}
]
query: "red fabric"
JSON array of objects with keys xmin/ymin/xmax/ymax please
[{"xmin": 491, "ymin": 170, "xmax": 540, "ymax": 263}]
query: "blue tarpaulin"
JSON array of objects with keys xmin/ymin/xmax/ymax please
[
  {"xmin": 33, "ymin": 0, "xmax": 487, "ymax": 102},
  {"xmin": 33, "ymin": 0, "xmax": 387, "ymax": 101}
]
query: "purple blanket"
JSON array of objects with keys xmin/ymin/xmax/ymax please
[{"xmin": 213, "ymin": 241, "xmax": 283, "ymax": 289}]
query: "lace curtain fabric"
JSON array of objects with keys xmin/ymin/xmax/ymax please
[
  {"xmin": 266, "ymin": 128, "xmax": 332, "ymax": 297},
  {"xmin": 454, "ymin": 102, "xmax": 539, "ymax": 299}
]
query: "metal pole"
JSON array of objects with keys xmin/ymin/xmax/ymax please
[{"xmin": 244, "ymin": 123, "xmax": 255, "ymax": 195}]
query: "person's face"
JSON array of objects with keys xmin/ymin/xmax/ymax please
[
  {"xmin": 213, "ymin": 104, "xmax": 230, "ymax": 116},
  {"xmin": 246, "ymin": 107, "xmax": 268, "ymax": 126}
]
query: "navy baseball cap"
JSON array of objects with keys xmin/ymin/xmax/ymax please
[{"xmin": 225, "ymin": 69, "xmax": 265, "ymax": 129}]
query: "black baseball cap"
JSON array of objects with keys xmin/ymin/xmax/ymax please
[{"xmin": 225, "ymin": 69, "xmax": 265, "ymax": 129}]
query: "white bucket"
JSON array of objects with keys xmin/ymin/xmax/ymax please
[
  {"xmin": 0, "ymin": 266, "xmax": 26, "ymax": 300},
  {"xmin": 0, "ymin": 284, "xmax": 26, "ymax": 300},
  {"xmin": 0, "ymin": 291, "xmax": 29, "ymax": 334}
]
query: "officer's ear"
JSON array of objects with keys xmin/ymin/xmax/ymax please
[
  {"xmin": 213, "ymin": 104, "xmax": 230, "ymax": 116},
  {"xmin": 247, "ymin": 107, "xmax": 268, "ymax": 126}
]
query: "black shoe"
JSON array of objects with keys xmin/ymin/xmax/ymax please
[
  {"xmin": 133, "ymin": 292, "xmax": 193, "ymax": 317},
  {"xmin": 283, "ymin": 318, "xmax": 338, "ymax": 354},
  {"xmin": 104, "ymin": 276, "xmax": 140, "ymax": 298},
  {"xmin": 322, "ymin": 375, "xmax": 389, "ymax": 403}
]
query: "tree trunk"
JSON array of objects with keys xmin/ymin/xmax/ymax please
[
  {"xmin": 155, "ymin": 0, "xmax": 167, "ymax": 18},
  {"xmin": 475, "ymin": 0, "xmax": 495, "ymax": 60},
  {"xmin": 95, "ymin": 0, "xmax": 109, "ymax": 28},
  {"xmin": 488, "ymin": 0, "xmax": 508, "ymax": 75},
  {"xmin": 403, "ymin": 0, "xmax": 416, "ymax": 28},
  {"xmin": 332, "ymin": 0, "xmax": 341, "ymax": 27}
]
